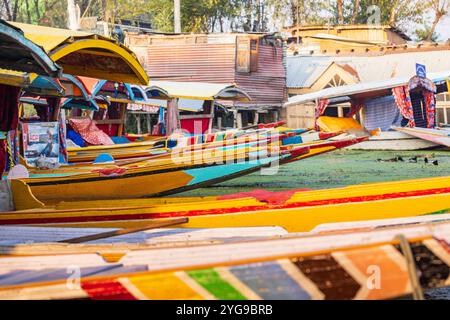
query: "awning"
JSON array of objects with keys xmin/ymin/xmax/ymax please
[
  {"xmin": 0, "ymin": 68, "xmax": 32, "ymax": 87},
  {"xmin": 25, "ymin": 74, "xmax": 92, "ymax": 98},
  {"xmin": 144, "ymin": 81, "xmax": 251, "ymax": 101},
  {"xmin": 285, "ymin": 70, "xmax": 450, "ymax": 107},
  {"xmin": 92, "ymin": 79, "xmax": 135, "ymax": 101},
  {"xmin": 0, "ymin": 20, "xmax": 61, "ymax": 77},
  {"xmin": 10, "ymin": 22, "xmax": 148, "ymax": 85},
  {"xmin": 61, "ymin": 97, "xmax": 101, "ymax": 111}
]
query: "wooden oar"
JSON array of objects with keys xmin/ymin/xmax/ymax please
[{"xmin": 58, "ymin": 217, "xmax": 188, "ymax": 244}]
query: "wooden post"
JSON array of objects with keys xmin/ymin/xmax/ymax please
[
  {"xmin": 136, "ymin": 113, "xmax": 141, "ymax": 134},
  {"xmin": 236, "ymin": 112, "xmax": 243, "ymax": 129},
  {"xmin": 254, "ymin": 112, "xmax": 259, "ymax": 125},
  {"xmin": 118, "ymin": 103, "xmax": 127, "ymax": 137},
  {"xmin": 208, "ymin": 100, "xmax": 215, "ymax": 134},
  {"xmin": 147, "ymin": 113, "xmax": 152, "ymax": 133},
  {"xmin": 217, "ymin": 117, "xmax": 222, "ymax": 131}
]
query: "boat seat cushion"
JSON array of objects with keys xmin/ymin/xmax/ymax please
[
  {"xmin": 317, "ymin": 116, "xmax": 364, "ymax": 132},
  {"xmin": 111, "ymin": 136, "xmax": 130, "ymax": 144}
]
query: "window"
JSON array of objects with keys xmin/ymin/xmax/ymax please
[
  {"xmin": 236, "ymin": 37, "xmax": 251, "ymax": 73},
  {"xmin": 236, "ymin": 37, "xmax": 259, "ymax": 73},
  {"xmin": 324, "ymin": 75, "xmax": 347, "ymax": 88}
]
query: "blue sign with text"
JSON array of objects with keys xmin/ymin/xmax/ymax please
[{"xmin": 416, "ymin": 63, "xmax": 426, "ymax": 78}]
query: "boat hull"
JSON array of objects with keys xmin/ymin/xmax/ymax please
[
  {"xmin": 393, "ymin": 126, "xmax": 450, "ymax": 148},
  {"xmin": 5, "ymin": 175, "xmax": 450, "ymax": 232},
  {"xmin": 345, "ymin": 131, "xmax": 438, "ymax": 150}
]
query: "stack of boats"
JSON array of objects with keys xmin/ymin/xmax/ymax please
[{"xmin": 0, "ymin": 20, "xmax": 449, "ymax": 300}]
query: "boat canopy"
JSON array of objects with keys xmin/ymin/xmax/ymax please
[
  {"xmin": 24, "ymin": 74, "xmax": 93, "ymax": 98},
  {"xmin": 0, "ymin": 20, "xmax": 61, "ymax": 77},
  {"xmin": 10, "ymin": 22, "xmax": 149, "ymax": 85},
  {"xmin": 144, "ymin": 81, "xmax": 252, "ymax": 101},
  {"xmin": 285, "ymin": 70, "xmax": 450, "ymax": 107},
  {"xmin": 0, "ymin": 68, "xmax": 33, "ymax": 87}
]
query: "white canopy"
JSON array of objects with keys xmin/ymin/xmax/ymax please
[{"xmin": 285, "ymin": 70, "xmax": 450, "ymax": 107}]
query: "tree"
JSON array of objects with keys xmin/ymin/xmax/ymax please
[
  {"xmin": 353, "ymin": 0, "xmax": 428, "ymax": 29},
  {"xmin": 425, "ymin": 0, "xmax": 449, "ymax": 41},
  {"xmin": 337, "ymin": 0, "xmax": 344, "ymax": 24},
  {"xmin": 415, "ymin": 24, "xmax": 440, "ymax": 41}
]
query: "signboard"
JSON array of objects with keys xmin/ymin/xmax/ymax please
[
  {"xmin": 416, "ymin": 63, "xmax": 426, "ymax": 78},
  {"xmin": 21, "ymin": 122, "xmax": 59, "ymax": 167}
]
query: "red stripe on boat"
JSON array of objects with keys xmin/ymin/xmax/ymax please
[
  {"xmin": 2, "ymin": 186, "xmax": 450, "ymax": 225},
  {"xmin": 81, "ymin": 279, "xmax": 137, "ymax": 300}
]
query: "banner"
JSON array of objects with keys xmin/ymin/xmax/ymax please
[{"xmin": 21, "ymin": 122, "xmax": 60, "ymax": 167}]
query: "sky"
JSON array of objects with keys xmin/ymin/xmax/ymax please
[{"xmin": 436, "ymin": 16, "xmax": 450, "ymax": 41}]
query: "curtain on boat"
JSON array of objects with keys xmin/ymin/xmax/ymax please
[
  {"xmin": 346, "ymin": 98, "xmax": 364, "ymax": 118},
  {"xmin": 392, "ymin": 86, "xmax": 415, "ymax": 127},
  {"xmin": 0, "ymin": 84, "xmax": 21, "ymax": 132},
  {"xmin": 408, "ymin": 76, "xmax": 436, "ymax": 128},
  {"xmin": 362, "ymin": 95, "xmax": 402, "ymax": 132},
  {"xmin": 165, "ymin": 99, "xmax": 181, "ymax": 135},
  {"xmin": 314, "ymin": 98, "xmax": 329, "ymax": 130}
]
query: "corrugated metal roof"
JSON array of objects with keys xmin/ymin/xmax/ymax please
[
  {"xmin": 285, "ymin": 70, "xmax": 450, "ymax": 107},
  {"xmin": 286, "ymin": 56, "xmax": 335, "ymax": 88},
  {"xmin": 287, "ymin": 50, "xmax": 450, "ymax": 89}
]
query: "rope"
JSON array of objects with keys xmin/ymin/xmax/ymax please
[
  {"xmin": 6, "ymin": 134, "xmax": 13, "ymax": 170},
  {"xmin": 395, "ymin": 234, "xmax": 425, "ymax": 300}
]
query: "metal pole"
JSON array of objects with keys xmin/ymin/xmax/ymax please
[{"xmin": 174, "ymin": 0, "xmax": 181, "ymax": 33}]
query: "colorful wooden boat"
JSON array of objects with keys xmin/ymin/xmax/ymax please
[
  {"xmin": 19, "ymin": 145, "xmax": 307, "ymax": 202},
  {"xmin": 345, "ymin": 131, "xmax": 439, "ymax": 150},
  {"xmin": 393, "ymin": 126, "xmax": 450, "ymax": 148},
  {"xmin": 66, "ymin": 122, "xmax": 294, "ymax": 163},
  {"xmin": 16, "ymin": 136, "xmax": 363, "ymax": 202},
  {"xmin": 0, "ymin": 219, "xmax": 448, "ymax": 300},
  {"xmin": 2, "ymin": 213, "xmax": 449, "ymax": 256},
  {"xmin": 4, "ymin": 167, "xmax": 449, "ymax": 232},
  {"xmin": 65, "ymin": 129, "xmax": 305, "ymax": 165}
]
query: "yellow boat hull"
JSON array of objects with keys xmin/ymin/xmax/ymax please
[{"xmin": 5, "ymin": 175, "xmax": 450, "ymax": 232}]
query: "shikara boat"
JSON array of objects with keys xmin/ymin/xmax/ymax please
[
  {"xmin": 19, "ymin": 145, "xmax": 307, "ymax": 202},
  {"xmin": 66, "ymin": 124, "xmax": 318, "ymax": 164},
  {"xmin": 17, "ymin": 135, "xmax": 363, "ymax": 202},
  {"xmin": 0, "ymin": 219, "xmax": 448, "ymax": 300},
  {"xmin": 393, "ymin": 126, "xmax": 450, "ymax": 148},
  {"xmin": 4, "ymin": 166, "xmax": 449, "ymax": 232}
]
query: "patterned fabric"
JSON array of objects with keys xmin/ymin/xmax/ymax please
[
  {"xmin": 408, "ymin": 76, "xmax": 436, "ymax": 128},
  {"xmin": 58, "ymin": 112, "xmax": 68, "ymax": 163},
  {"xmin": 0, "ymin": 138, "xmax": 5, "ymax": 175},
  {"xmin": 152, "ymin": 107, "xmax": 165, "ymax": 135},
  {"xmin": 392, "ymin": 86, "xmax": 415, "ymax": 127},
  {"xmin": 314, "ymin": 99, "xmax": 329, "ymax": 130},
  {"xmin": 69, "ymin": 118, "xmax": 114, "ymax": 146},
  {"xmin": 4, "ymin": 130, "xmax": 19, "ymax": 172},
  {"xmin": 363, "ymin": 96, "xmax": 403, "ymax": 132},
  {"xmin": 346, "ymin": 98, "xmax": 364, "ymax": 118},
  {"xmin": 423, "ymin": 91, "xmax": 436, "ymax": 128},
  {"xmin": 408, "ymin": 76, "xmax": 437, "ymax": 93}
]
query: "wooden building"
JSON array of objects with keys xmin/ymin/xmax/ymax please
[
  {"xmin": 125, "ymin": 32, "xmax": 286, "ymax": 128},
  {"xmin": 285, "ymin": 40, "xmax": 450, "ymax": 129},
  {"xmin": 287, "ymin": 24, "xmax": 410, "ymax": 46}
]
